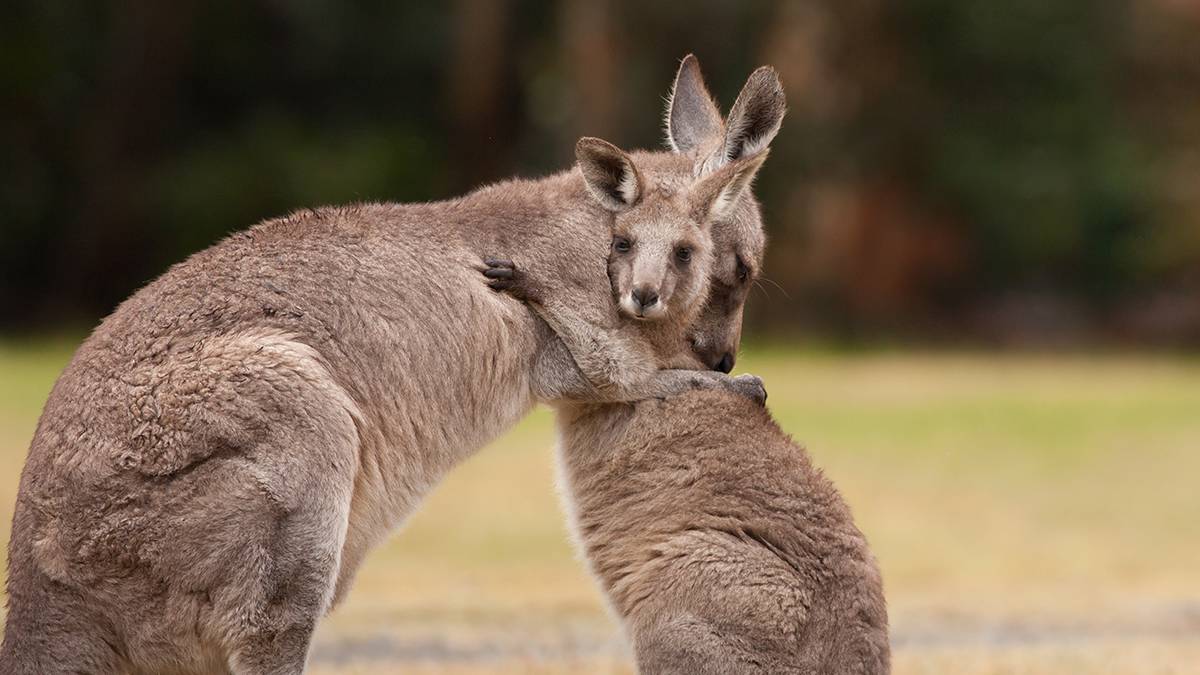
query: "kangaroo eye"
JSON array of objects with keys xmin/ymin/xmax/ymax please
[
  {"xmin": 675, "ymin": 247, "xmax": 692, "ymax": 264},
  {"xmin": 613, "ymin": 237, "xmax": 632, "ymax": 253}
]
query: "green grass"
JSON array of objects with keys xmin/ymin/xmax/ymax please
[{"xmin": 2, "ymin": 339, "xmax": 1199, "ymax": 673}]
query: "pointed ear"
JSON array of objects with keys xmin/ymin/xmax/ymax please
[
  {"xmin": 707, "ymin": 66, "xmax": 785, "ymax": 170},
  {"xmin": 665, "ymin": 54, "xmax": 723, "ymax": 153},
  {"xmin": 576, "ymin": 137, "xmax": 642, "ymax": 212},
  {"xmin": 690, "ymin": 149, "xmax": 769, "ymax": 224}
]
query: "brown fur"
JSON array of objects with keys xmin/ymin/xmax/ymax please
[
  {"xmin": 668, "ymin": 55, "xmax": 779, "ymax": 373},
  {"xmin": 557, "ymin": 392, "xmax": 891, "ymax": 674},
  {"xmin": 505, "ymin": 56, "xmax": 890, "ymax": 673},
  {"xmin": 2, "ymin": 195, "xmax": 554, "ymax": 673},
  {"xmin": 1, "ymin": 63, "xmax": 762, "ymax": 675},
  {"xmin": 489, "ymin": 138, "xmax": 770, "ymax": 405}
]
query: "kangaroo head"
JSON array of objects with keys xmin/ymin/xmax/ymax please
[
  {"xmin": 664, "ymin": 54, "xmax": 785, "ymax": 372},
  {"xmin": 575, "ymin": 136, "xmax": 767, "ymax": 324}
]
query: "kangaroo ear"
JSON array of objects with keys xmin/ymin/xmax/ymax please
[
  {"xmin": 665, "ymin": 54, "xmax": 723, "ymax": 153},
  {"xmin": 690, "ymin": 149, "xmax": 769, "ymax": 224},
  {"xmin": 576, "ymin": 137, "xmax": 642, "ymax": 212},
  {"xmin": 706, "ymin": 66, "xmax": 785, "ymax": 171}
]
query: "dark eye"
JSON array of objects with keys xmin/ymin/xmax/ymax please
[
  {"xmin": 613, "ymin": 236, "xmax": 632, "ymax": 253},
  {"xmin": 736, "ymin": 257, "xmax": 750, "ymax": 282},
  {"xmin": 675, "ymin": 247, "xmax": 692, "ymax": 264}
]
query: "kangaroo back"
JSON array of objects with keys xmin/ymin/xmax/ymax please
[{"xmin": 557, "ymin": 390, "xmax": 890, "ymax": 674}]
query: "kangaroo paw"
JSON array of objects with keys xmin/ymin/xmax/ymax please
[
  {"xmin": 730, "ymin": 373, "xmax": 767, "ymax": 406},
  {"xmin": 482, "ymin": 258, "xmax": 541, "ymax": 303}
]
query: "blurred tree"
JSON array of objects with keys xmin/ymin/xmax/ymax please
[
  {"xmin": 448, "ymin": 0, "xmax": 515, "ymax": 189},
  {"xmin": 0, "ymin": 0, "xmax": 1196, "ymax": 344}
]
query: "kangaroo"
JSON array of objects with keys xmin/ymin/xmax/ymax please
[
  {"xmin": 484, "ymin": 135, "xmax": 770, "ymax": 403},
  {"xmin": 557, "ymin": 393, "xmax": 891, "ymax": 675},
  {"xmin": 1, "ymin": 57, "xmax": 782, "ymax": 674},
  {"xmin": 493, "ymin": 57, "xmax": 890, "ymax": 673}
]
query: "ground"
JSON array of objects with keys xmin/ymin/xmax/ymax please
[{"xmin": 1, "ymin": 338, "xmax": 1198, "ymax": 673}]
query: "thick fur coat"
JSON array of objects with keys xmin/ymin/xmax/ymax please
[
  {"xmin": 557, "ymin": 392, "xmax": 890, "ymax": 674},
  {"xmin": 1, "ymin": 154, "xmax": 746, "ymax": 673},
  {"xmin": 526, "ymin": 56, "xmax": 891, "ymax": 674}
]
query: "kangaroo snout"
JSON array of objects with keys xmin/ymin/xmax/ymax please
[
  {"xmin": 693, "ymin": 340, "xmax": 736, "ymax": 373},
  {"xmin": 621, "ymin": 285, "xmax": 666, "ymax": 320},
  {"xmin": 714, "ymin": 352, "xmax": 735, "ymax": 373},
  {"xmin": 631, "ymin": 286, "xmax": 659, "ymax": 311}
]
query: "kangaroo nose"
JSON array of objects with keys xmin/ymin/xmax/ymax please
[
  {"xmin": 715, "ymin": 353, "xmax": 735, "ymax": 373},
  {"xmin": 631, "ymin": 287, "xmax": 659, "ymax": 310}
]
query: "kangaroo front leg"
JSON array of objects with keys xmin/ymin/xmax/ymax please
[
  {"xmin": 632, "ymin": 369, "xmax": 766, "ymax": 405},
  {"xmin": 483, "ymin": 258, "xmax": 765, "ymax": 405},
  {"xmin": 657, "ymin": 350, "xmax": 767, "ymax": 405},
  {"xmin": 485, "ymin": 257, "xmax": 649, "ymax": 395}
]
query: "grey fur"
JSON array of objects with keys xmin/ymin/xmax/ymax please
[
  {"xmin": 496, "ymin": 135, "xmax": 767, "ymax": 370},
  {"xmin": 508, "ymin": 56, "xmax": 889, "ymax": 674},
  {"xmin": 557, "ymin": 392, "xmax": 891, "ymax": 675},
  {"xmin": 665, "ymin": 54, "xmax": 723, "ymax": 154},
  {"xmin": 667, "ymin": 59, "xmax": 782, "ymax": 372},
  {"xmin": 0, "ymin": 54, "xmax": 812, "ymax": 675},
  {"xmin": 689, "ymin": 65, "xmax": 786, "ymax": 177},
  {"xmin": 576, "ymin": 137, "xmax": 643, "ymax": 211},
  {"xmin": 1, "ymin": 128, "xmax": 755, "ymax": 675}
]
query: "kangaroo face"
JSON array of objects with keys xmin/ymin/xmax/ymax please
[
  {"xmin": 689, "ymin": 203, "xmax": 765, "ymax": 372},
  {"xmin": 576, "ymin": 136, "xmax": 769, "ymax": 324},
  {"xmin": 663, "ymin": 54, "xmax": 784, "ymax": 372},
  {"xmin": 609, "ymin": 197, "xmax": 710, "ymax": 321}
]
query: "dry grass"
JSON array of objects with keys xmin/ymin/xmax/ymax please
[{"xmin": 2, "ymin": 338, "xmax": 1199, "ymax": 672}]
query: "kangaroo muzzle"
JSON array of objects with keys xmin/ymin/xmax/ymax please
[{"xmin": 621, "ymin": 282, "xmax": 668, "ymax": 320}]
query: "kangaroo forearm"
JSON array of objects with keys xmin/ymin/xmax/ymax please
[
  {"xmin": 619, "ymin": 369, "xmax": 736, "ymax": 401},
  {"xmin": 525, "ymin": 297, "xmax": 763, "ymax": 404},
  {"xmin": 547, "ymin": 367, "xmax": 743, "ymax": 405},
  {"xmin": 525, "ymin": 297, "xmax": 645, "ymax": 393}
]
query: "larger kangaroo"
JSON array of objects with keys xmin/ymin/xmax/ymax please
[{"xmin": 1, "ymin": 58, "xmax": 782, "ymax": 674}]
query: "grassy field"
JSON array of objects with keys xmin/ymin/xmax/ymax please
[{"xmin": 2, "ymin": 338, "xmax": 1199, "ymax": 673}]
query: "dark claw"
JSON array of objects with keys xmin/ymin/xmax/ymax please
[
  {"xmin": 481, "ymin": 257, "xmax": 539, "ymax": 302},
  {"xmin": 482, "ymin": 258, "xmax": 516, "ymax": 292}
]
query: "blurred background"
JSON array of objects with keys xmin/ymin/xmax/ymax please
[
  {"xmin": 2, "ymin": 1, "xmax": 1199, "ymax": 673},
  {"xmin": 4, "ymin": 0, "xmax": 1200, "ymax": 344}
]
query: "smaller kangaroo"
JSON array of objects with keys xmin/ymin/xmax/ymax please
[
  {"xmin": 493, "ymin": 195, "xmax": 890, "ymax": 674},
  {"xmin": 557, "ymin": 391, "xmax": 890, "ymax": 674},
  {"xmin": 491, "ymin": 56, "xmax": 889, "ymax": 672}
]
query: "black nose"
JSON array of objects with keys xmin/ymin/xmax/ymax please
[
  {"xmin": 715, "ymin": 352, "xmax": 735, "ymax": 373},
  {"xmin": 632, "ymin": 287, "xmax": 659, "ymax": 310}
]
